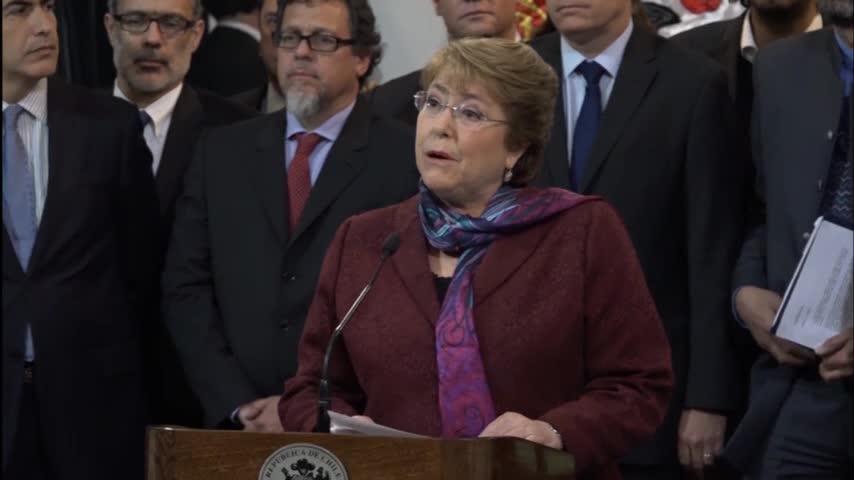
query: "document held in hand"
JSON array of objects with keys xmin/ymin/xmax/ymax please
[{"xmin": 772, "ymin": 217, "xmax": 853, "ymax": 350}]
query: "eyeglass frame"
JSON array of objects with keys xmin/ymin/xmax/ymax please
[
  {"xmin": 111, "ymin": 12, "xmax": 198, "ymax": 38},
  {"xmin": 273, "ymin": 30, "xmax": 357, "ymax": 53},
  {"xmin": 413, "ymin": 90, "xmax": 509, "ymax": 128}
]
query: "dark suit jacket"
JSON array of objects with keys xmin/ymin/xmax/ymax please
[
  {"xmin": 531, "ymin": 29, "xmax": 746, "ymax": 464},
  {"xmin": 188, "ymin": 26, "xmax": 267, "ymax": 97},
  {"xmin": 144, "ymin": 85, "xmax": 255, "ymax": 428},
  {"xmin": 162, "ymin": 95, "xmax": 420, "ymax": 426},
  {"xmin": 370, "ymin": 69, "xmax": 422, "ymax": 127},
  {"xmin": 231, "ymin": 84, "xmax": 267, "ymax": 112},
  {"xmin": 2, "ymin": 79, "xmax": 160, "ymax": 479},
  {"xmin": 724, "ymin": 28, "xmax": 850, "ymax": 473},
  {"xmin": 279, "ymin": 194, "xmax": 674, "ymax": 480},
  {"xmin": 672, "ymin": 12, "xmax": 759, "ymax": 421}
]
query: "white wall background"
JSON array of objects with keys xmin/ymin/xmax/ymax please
[{"xmin": 369, "ymin": 1, "xmax": 447, "ymax": 83}]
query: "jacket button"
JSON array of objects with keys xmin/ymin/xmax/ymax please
[
  {"xmin": 803, "ymin": 231, "xmax": 811, "ymax": 241},
  {"xmin": 827, "ymin": 130, "xmax": 834, "ymax": 141},
  {"xmin": 817, "ymin": 179, "xmax": 824, "ymax": 192}
]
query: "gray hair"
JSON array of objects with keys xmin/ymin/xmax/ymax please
[{"xmin": 107, "ymin": 0, "xmax": 203, "ymax": 18}]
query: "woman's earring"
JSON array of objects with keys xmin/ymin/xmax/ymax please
[{"xmin": 503, "ymin": 169, "xmax": 513, "ymax": 183}]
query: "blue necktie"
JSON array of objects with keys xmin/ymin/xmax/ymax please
[
  {"xmin": 571, "ymin": 61, "xmax": 607, "ymax": 191},
  {"xmin": 3, "ymin": 105, "xmax": 38, "ymax": 361},
  {"xmin": 139, "ymin": 109, "xmax": 152, "ymax": 128}
]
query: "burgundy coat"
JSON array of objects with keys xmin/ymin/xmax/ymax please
[{"xmin": 279, "ymin": 193, "xmax": 673, "ymax": 479}]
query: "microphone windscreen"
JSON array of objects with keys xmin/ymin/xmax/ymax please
[{"xmin": 382, "ymin": 233, "xmax": 401, "ymax": 257}]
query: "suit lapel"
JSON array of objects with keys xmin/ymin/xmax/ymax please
[
  {"xmin": 155, "ymin": 85, "xmax": 204, "ymax": 215},
  {"xmin": 721, "ymin": 15, "xmax": 745, "ymax": 101},
  {"xmin": 252, "ymin": 112, "xmax": 289, "ymax": 243},
  {"xmin": 27, "ymin": 79, "xmax": 84, "ymax": 274},
  {"xmin": 538, "ymin": 34, "xmax": 571, "ymax": 189},
  {"xmin": 390, "ymin": 197, "xmax": 441, "ymax": 327},
  {"xmin": 472, "ymin": 212, "xmax": 553, "ymax": 306},
  {"xmin": 288, "ymin": 96, "xmax": 371, "ymax": 244},
  {"xmin": 579, "ymin": 28, "xmax": 657, "ymax": 192},
  {"xmin": 798, "ymin": 30, "xmax": 844, "ymax": 218}
]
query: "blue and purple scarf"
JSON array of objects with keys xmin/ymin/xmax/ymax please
[{"xmin": 418, "ymin": 182, "xmax": 592, "ymax": 438}]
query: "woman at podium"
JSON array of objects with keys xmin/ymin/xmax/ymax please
[{"xmin": 279, "ymin": 38, "xmax": 673, "ymax": 479}]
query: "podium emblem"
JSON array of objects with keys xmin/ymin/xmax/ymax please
[{"xmin": 259, "ymin": 443, "xmax": 349, "ymax": 480}]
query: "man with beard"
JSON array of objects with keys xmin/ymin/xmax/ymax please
[
  {"xmin": 232, "ymin": 0, "xmax": 286, "ymax": 113},
  {"xmin": 105, "ymin": 0, "xmax": 255, "ymax": 428},
  {"xmin": 3, "ymin": 0, "xmax": 159, "ymax": 478},
  {"xmin": 725, "ymin": 0, "xmax": 853, "ymax": 477},
  {"xmin": 672, "ymin": 0, "xmax": 823, "ymax": 457},
  {"xmin": 162, "ymin": 0, "xmax": 418, "ymax": 432},
  {"xmin": 371, "ymin": 0, "xmax": 520, "ymax": 127}
]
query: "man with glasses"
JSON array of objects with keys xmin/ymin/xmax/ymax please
[
  {"xmin": 103, "ymin": 0, "xmax": 255, "ymax": 430},
  {"xmin": 163, "ymin": 0, "xmax": 418, "ymax": 433},
  {"xmin": 2, "ymin": 1, "xmax": 159, "ymax": 478},
  {"xmin": 372, "ymin": 0, "xmax": 521, "ymax": 128},
  {"xmin": 232, "ymin": 0, "xmax": 285, "ymax": 113}
]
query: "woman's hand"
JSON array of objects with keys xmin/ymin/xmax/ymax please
[{"xmin": 478, "ymin": 412, "xmax": 562, "ymax": 450}]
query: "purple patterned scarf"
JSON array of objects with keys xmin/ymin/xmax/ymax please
[{"xmin": 418, "ymin": 182, "xmax": 592, "ymax": 438}]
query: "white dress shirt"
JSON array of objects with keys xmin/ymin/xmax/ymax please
[
  {"xmin": 559, "ymin": 21, "xmax": 634, "ymax": 170},
  {"xmin": 113, "ymin": 82, "xmax": 183, "ymax": 174},
  {"xmin": 3, "ymin": 77, "xmax": 49, "ymax": 361}
]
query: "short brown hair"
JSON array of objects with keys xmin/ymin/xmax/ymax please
[{"xmin": 420, "ymin": 38, "xmax": 559, "ymax": 187}]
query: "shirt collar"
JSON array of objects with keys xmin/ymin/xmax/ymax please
[
  {"xmin": 741, "ymin": 12, "xmax": 823, "ymax": 62},
  {"xmin": 3, "ymin": 77, "xmax": 48, "ymax": 122},
  {"xmin": 286, "ymin": 99, "xmax": 356, "ymax": 143},
  {"xmin": 560, "ymin": 20, "xmax": 633, "ymax": 81},
  {"xmin": 216, "ymin": 18, "xmax": 261, "ymax": 42},
  {"xmin": 113, "ymin": 81, "xmax": 183, "ymax": 138}
]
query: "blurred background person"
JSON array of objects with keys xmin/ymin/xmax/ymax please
[
  {"xmin": 3, "ymin": 0, "xmax": 159, "ymax": 478},
  {"xmin": 104, "ymin": 0, "xmax": 255, "ymax": 428},
  {"xmin": 673, "ymin": 0, "xmax": 823, "ymax": 444},
  {"xmin": 232, "ymin": 0, "xmax": 284, "ymax": 112},
  {"xmin": 280, "ymin": 38, "xmax": 673, "ymax": 480},
  {"xmin": 372, "ymin": 0, "xmax": 520, "ymax": 127},
  {"xmin": 726, "ymin": 0, "xmax": 853, "ymax": 476},
  {"xmin": 188, "ymin": 0, "xmax": 266, "ymax": 96}
]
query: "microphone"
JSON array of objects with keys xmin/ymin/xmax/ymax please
[{"xmin": 315, "ymin": 232, "xmax": 401, "ymax": 433}]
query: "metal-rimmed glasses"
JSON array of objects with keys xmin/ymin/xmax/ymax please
[
  {"xmin": 413, "ymin": 91, "xmax": 508, "ymax": 129},
  {"xmin": 112, "ymin": 12, "xmax": 196, "ymax": 38}
]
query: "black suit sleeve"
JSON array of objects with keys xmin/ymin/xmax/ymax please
[
  {"xmin": 682, "ymin": 68, "xmax": 745, "ymax": 412},
  {"xmin": 732, "ymin": 54, "xmax": 768, "ymax": 292},
  {"xmin": 162, "ymin": 132, "xmax": 259, "ymax": 426},
  {"xmin": 119, "ymin": 111, "xmax": 161, "ymax": 329}
]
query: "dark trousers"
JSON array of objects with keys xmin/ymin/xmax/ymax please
[
  {"xmin": 620, "ymin": 464, "xmax": 739, "ymax": 480},
  {"xmin": 755, "ymin": 377, "xmax": 854, "ymax": 479},
  {"xmin": 5, "ymin": 374, "xmax": 49, "ymax": 480}
]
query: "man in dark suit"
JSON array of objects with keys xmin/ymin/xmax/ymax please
[
  {"xmin": 232, "ymin": 0, "xmax": 285, "ymax": 113},
  {"xmin": 163, "ymin": 0, "xmax": 418, "ymax": 433},
  {"xmin": 2, "ymin": 1, "xmax": 160, "ymax": 479},
  {"xmin": 371, "ymin": 0, "xmax": 519, "ymax": 127},
  {"xmin": 104, "ymin": 0, "xmax": 255, "ymax": 428},
  {"xmin": 671, "ymin": 0, "xmax": 823, "ymax": 442},
  {"xmin": 534, "ymin": 0, "xmax": 747, "ymax": 478},
  {"xmin": 188, "ymin": 0, "xmax": 267, "ymax": 96},
  {"xmin": 726, "ymin": 0, "xmax": 853, "ymax": 474}
]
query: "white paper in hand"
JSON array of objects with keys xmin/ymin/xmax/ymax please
[
  {"xmin": 773, "ymin": 217, "xmax": 854, "ymax": 350},
  {"xmin": 328, "ymin": 411, "xmax": 427, "ymax": 438}
]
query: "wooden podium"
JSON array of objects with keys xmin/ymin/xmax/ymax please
[{"xmin": 146, "ymin": 426, "xmax": 575, "ymax": 480}]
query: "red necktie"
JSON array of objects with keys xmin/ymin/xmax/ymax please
[{"xmin": 287, "ymin": 132, "xmax": 323, "ymax": 230}]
